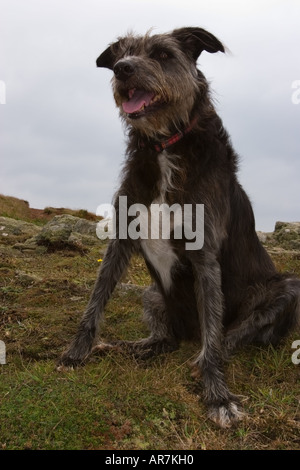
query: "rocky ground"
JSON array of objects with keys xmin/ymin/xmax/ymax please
[
  {"xmin": 0, "ymin": 214, "xmax": 100, "ymax": 253},
  {"xmin": 1, "ymin": 210, "xmax": 300, "ymax": 253}
]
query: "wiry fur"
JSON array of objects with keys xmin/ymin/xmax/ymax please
[{"xmin": 58, "ymin": 27, "xmax": 300, "ymax": 427}]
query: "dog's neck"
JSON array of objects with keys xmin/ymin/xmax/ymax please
[{"xmin": 138, "ymin": 116, "xmax": 198, "ymax": 152}]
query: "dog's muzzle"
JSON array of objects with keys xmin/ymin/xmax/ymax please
[{"xmin": 113, "ymin": 58, "xmax": 162, "ymax": 117}]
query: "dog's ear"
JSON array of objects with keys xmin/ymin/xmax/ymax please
[
  {"xmin": 172, "ymin": 27, "xmax": 225, "ymax": 61},
  {"xmin": 96, "ymin": 41, "xmax": 120, "ymax": 70}
]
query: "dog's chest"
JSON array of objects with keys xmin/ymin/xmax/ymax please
[{"xmin": 140, "ymin": 152, "xmax": 179, "ymax": 291}]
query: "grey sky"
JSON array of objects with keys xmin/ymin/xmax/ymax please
[{"xmin": 0, "ymin": 0, "xmax": 299, "ymax": 231}]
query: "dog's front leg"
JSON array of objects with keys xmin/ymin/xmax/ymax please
[
  {"xmin": 190, "ymin": 253, "xmax": 243, "ymax": 427},
  {"xmin": 58, "ymin": 238, "xmax": 134, "ymax": 368}
]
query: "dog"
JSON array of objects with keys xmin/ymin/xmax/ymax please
[{"xmin": 58, "ymin": 27, "xmax": 300, "ymax": 427}]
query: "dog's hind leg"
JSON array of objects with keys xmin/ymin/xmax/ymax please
[
  {"xmin": 93, "ymin": 284, "xmax": 179, "ymax": 359},
  {"xmin": 225, "ymin": 275, "xmax": 300, "ymax": 352}
]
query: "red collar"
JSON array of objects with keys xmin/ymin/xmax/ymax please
[{"xmin": 139, "ymin": 117, "xmax": 198, "ymax": 152}]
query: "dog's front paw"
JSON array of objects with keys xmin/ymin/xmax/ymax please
[
  {"xmin": 56, "ymin": 349, "xmax": 87, "ymax": 371},
  {"xmin": 208, "ymin": 401, "xmax": 244, "ymax": 428}
]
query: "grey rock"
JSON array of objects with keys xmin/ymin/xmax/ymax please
[
  {"xmin": 74, "ymin": 218, "xmax": 97, "ymax": 235},
  {"xmin": 35, "ymin": 215, "xmax": 98, "ymax": 251},
  {"xmin": 11, "ymin": 214, "xmax": 99, "ymax": 252},
  {"xmin": 0, "ymin": 217, "xmax": 41, "ymax": 242},
  {"xmin": 14, "ymin": 238, "xmax": 48, "ymax": 254},
  {"xmin": 273, "ymin": 221, "xmax": 300, "ymax": 250},
  {"xmin": 256, "ymin": 231, "xmax": 272, "ymax": 243}
]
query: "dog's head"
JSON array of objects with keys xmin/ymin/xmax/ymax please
[{"xmin": 96, "ymin": 27, "xmax": 225, "ymax": 137}]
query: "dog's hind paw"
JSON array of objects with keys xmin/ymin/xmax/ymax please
[
  {"xmin": 92, "ymin": 342, "xmax": 120, "ymax": 355},
  {"xmin": 92, "ymin": 338, "xmax": 178, "ymax": 360},
  {"xmin": 208, "ymin": 401, "xmax": 245, "ymax": 428},
  {"xmin": 56, "ymin": 364, "xmax": 74, "ymax": 372}
]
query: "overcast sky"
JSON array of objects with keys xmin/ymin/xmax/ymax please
[{"xmin": 0, "ymin": 0, "xmax": 299, "ymax": 231}]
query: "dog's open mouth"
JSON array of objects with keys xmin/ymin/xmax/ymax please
[{"xmin": 122, "ymin": 89, "xmax": 163, "ymax": 118}]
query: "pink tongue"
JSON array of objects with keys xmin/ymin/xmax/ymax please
[{"xmin": 123, "ymin": 90, "xmax": 154, "ymax": 114}]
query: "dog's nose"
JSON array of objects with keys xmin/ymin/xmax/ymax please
[{"xmin": 113, "ymin": 60, "xmax": 135, "ymax": 81}]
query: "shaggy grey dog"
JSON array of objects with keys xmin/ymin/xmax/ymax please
[{"xmin": 58, "ymin": 27, "xmax": 300, "ymax": 427}]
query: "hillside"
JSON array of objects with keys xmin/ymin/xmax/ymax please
[{"xmin": 0, "ymin": 194, "xmax": 101, "ymax": 224}]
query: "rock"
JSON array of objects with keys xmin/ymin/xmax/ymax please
[
  {"xmin": 273, "ymin": 222, "xmax": 300, "ymax": 250},
  {"xmin": 12, "ymin": 214, "xmax": 100, "ymax": 253},
  {"xmin": 256, "ymin": 231, "xmax": 272, "ymax": 243},
  {"xmin": 14, "ymin": 238, "xmax": 48, "ymax": 254},
  {"xmin": 36, "ymin": 215, "xmax": 75, "ymax": 248},
  {"xmin": 73, "ymin": 218, "xmax": 97, "ymax": 236},
  {"xmin": 0, "ymin": 216, "xmax": 41, "ymax": 243},
  {"xmin": 35, "ymin": 214, "xmax": 98, "ymax": 251}
]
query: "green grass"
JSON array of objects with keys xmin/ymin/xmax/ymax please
[{"xmin": 0, "ymin": 199, "xmax": 300, "ymax": 450}]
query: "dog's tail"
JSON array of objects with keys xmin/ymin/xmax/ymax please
[
  {"xmin": 225, "ymin": 273, "xmax": 300, "ymax": 351},
  {"xmin": 274, "ymin": 274, "xmax": 300, "ymax": 340}
]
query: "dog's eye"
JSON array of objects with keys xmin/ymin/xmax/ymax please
[
  {"xmin": 151, "ymin": 49, "xmax": 171, "ymax": 61},
  {"xmin": 159, "ymin": 51, "xmax": 169, "ymax": 60}
]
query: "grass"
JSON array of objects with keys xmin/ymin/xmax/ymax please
[{"xmin": 0, "ymin": 195, "xmax": 300, "ymax": 450}]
